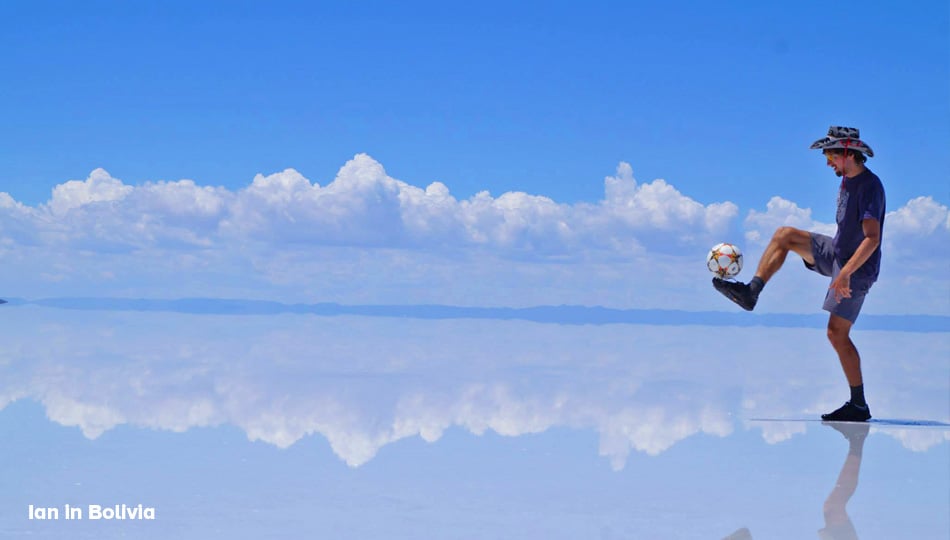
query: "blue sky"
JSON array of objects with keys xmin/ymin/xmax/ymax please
[
  {"xmin": 1, "ymin": 1, "xmax": 948, "ymax": 313},
  {"xmin": 4, "ymin": 1, "xmax": 947, "ymax": 208}
]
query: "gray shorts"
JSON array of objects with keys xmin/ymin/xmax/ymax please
[{"xmin": 803, "ymin": 233, "xmax": 872, "ymax": 324}]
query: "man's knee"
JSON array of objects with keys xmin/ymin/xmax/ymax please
[
  {"xmin": 827, "ymin": 315, "xmax": 852, "ymax": 346},
  {"xmin": 772, "ymin": 226, "xmax": 813, "ymax": 261},
  {"xmin": 772, "ymin": 226, "xmax": 805, "ymax": 246}
]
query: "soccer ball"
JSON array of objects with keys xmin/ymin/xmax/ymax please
[{"xmin": 707, "ymin": 242, "xmax": 743, "ymax": 279}]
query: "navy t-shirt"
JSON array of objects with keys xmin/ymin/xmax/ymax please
[{"xmin": 834, "ymin": 168, "xmax": 886, "ymax": 284}]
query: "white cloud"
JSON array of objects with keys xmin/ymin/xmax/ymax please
[
  {"xmin": 0, "ymin": 192, "xmax": 22, "ymax": 210},
  {"xmin": 594, "ymin": 162, "xmax": 739, "ymax": 246},
  {"xmin": 225, "ymin": 157, "xmax": 407, "ymax": 246},
  {"xmin": 0, "ymin": 155, "xmax": 946, "ymax": 313},
  {"xmin": 744, "ymin": 196, "xmax": 835, "ymax": 245},
  {"xmin": 47, "ymin": 168, "xmax": 133, "ymax": 215},
  {"xmin": 133, "ymin": 179, "xmax": 231, "ymax": 220},
  {"xmin": 6, "ymin": 156, "xmax": 739, "ymax": 256},
  {"xmin": 0, "ymin": 191, "xmax": 39, "ymax": 247},
  {"xmin": 886, "ymin": 196, "xmax": 949, "ymax": 236},
  {"xmin": 217, "ymin": 157, "xmax": 736, "ymax": 255},
  {"xmin": 461, "ymin": 190, "xmax": 571, "ymax": 250},
  {"xmin": 882, "ymin": 196, "xmax": 950, "ymax": 256}
]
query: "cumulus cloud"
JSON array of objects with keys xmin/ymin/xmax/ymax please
[
  {"xmin": 601, "ymin": 162, "xmax": 737, "ymax": 234},
  {"xmin": 744, "ymin": 196, "xmax": 836, "ymax": 245},
  {"xmin": 224, "ymin": 159, "xmax": 407, "ymax": 246},
  {"xmin": 5, "ymin": 156, "xmax": 945, "ymax": 260},
  {"xmin": 2, "ymin": 155, "xmax": 737, "ymax": 256},
  {"xmin": 47, "ymin": 168, "xmax": 133, "ymax": 215},
  {"xmin": 582, "ymin": 162, "xmax": 740, "ymax": 252},
  {"xmin": 0, "ymin": 155, "xmax": 946, "ymax": 312},
  {"xmin": 887, "ymin": 196, "xmax": 950, "ymax": 235},
  {"xmin": 882, "ymin": 196, "xmax": 950, "ymax": 255}
]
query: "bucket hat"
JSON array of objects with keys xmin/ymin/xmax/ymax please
[{"xmin": 809, "ymin": 126, "xmax": 874, "ymax": 157}]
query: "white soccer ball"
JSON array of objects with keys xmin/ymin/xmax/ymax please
[{"xmin": 707, "ymin": 242, "xmax": 743, "ymax": 279}]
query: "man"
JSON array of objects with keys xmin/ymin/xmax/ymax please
[{"xmin": 713, "ymin": 126, "xmax": 886, "ymax": 422}]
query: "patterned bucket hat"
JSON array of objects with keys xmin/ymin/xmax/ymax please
[{"xmin": 809, "ymin": 126, "xmax": 874, "ymax": 157}]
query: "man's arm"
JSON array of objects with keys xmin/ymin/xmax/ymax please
[{"xmin": 830, "ymin": 217, "xmax": 881, "ymax": 301}]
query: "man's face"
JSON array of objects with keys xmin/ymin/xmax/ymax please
[{"xmin": 824, "ymin": 151, "xmax": 845, "ymax": 177}]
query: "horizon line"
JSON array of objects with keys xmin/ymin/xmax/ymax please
[{"xmin": 1, "ymin": 297, "xmax": 947, "ymax": 333}]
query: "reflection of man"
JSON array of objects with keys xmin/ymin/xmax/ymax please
[
  {"xmin": 722, "ymin": 422, "xmax": 870, "ymax": 540},
  {"xmin": 819, "ymin": 422, "xmax": 870, "ymax": 540},
  {"xmin": 721, "ymin": 527, "xmax": 752, "ymax": 539}
]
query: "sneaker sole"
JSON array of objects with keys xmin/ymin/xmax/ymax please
[{"xmin": 712, "ymin": 279, "xmax": 755, "ymax": 311}]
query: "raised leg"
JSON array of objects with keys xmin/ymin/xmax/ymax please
[{"xmin": 754, "ymin": 226, "xmax": 815, "ymax": 283}]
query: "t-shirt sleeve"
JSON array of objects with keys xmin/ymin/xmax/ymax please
[{"xmin": 859, "ymin": 181, "xmax": 885, "ymax": 222}]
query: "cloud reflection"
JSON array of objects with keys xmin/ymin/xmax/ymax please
[{"xmin": 0, "ymin": 305, "xmax": 946, "ymax": 468}]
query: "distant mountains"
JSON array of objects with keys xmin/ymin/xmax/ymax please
[{"xmin": 1, "ymin": 297, "xmax": 947, "ymax": 333}]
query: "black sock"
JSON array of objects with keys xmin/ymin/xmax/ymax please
[
  {"xmin": 850, "ymin": 385, "xmax": 867, "ymax": 408},
  {"xmin": 749, "ymin": 276, "xmax": 765, "ymax": 296}
]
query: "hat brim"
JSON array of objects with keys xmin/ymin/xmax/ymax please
[{"xmin": 810, "ymin": 137, "xmax": 874, "ymax": 157}]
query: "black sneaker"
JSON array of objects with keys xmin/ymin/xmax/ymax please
[
  {"xmin": 821, "ymin": 401, "xmax": 871, "ymax": 422},
  {"xmin": 712, "ymin": 278, "xmax": 758, "ymax": 311}
]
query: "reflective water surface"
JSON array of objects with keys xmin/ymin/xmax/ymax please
[{"xmin": 1, "ymin": 304, "xmax": 948, "ymax": 539}]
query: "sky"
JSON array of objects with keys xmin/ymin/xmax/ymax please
[{"xmin": 1, "ymin": 1, "xmax": 948, "ymax": 314}]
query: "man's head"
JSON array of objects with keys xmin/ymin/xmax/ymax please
[{"xmin": 811, "ymin": 126, "xmax": 872, "ymax": 178}]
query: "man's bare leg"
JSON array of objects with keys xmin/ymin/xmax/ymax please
[
  {"xmin": 822, "ymin": 314, "xmax": 871, "ymax": 421},
  {"xmin": 712, "ymin": 226, "xmax": 816, "ymax": 311},
  {"xmin": 753, "ymin": 226, "xmax": 816, "ymax": 283},
  {"xmin": 827, "ymin": 314, "xmax": 863, "ymax": 386}
]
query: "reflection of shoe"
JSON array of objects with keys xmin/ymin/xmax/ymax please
[
  {"xmin": 722, "ymin": 527, "xmax": 753, "ymax": 540},
  {"xmin": 712, "ymin": 278, "xmax": 758, "ymax": 311},
  {"xmin": 822, "ymin": 420, "xmax": 870, "ymax": 453},
  {"xmin": 823, "ymin": 419, "xmax": 870, "ymax": 440},
  {"xmin": 818, "ymin": 521, "xmax": 859, "ymax": 540},
  {"xmin": 821, "ymin": 401, "xmax": 871, "ymax": 422}
]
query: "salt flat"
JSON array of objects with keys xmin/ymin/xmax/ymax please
[{"xmin": 1, "ymin": 305, "xmax": 947, "ymax": 539}]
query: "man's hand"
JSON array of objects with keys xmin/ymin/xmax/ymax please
[
  {"xmin": 830, "ymin": 271, "xmax": 852, "ymax": 303},
  {"xmin": 832, "ymin": 217, "xmax": 880, "ymax": 304}
]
